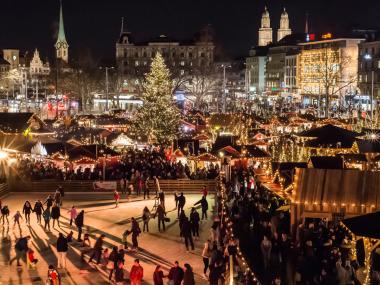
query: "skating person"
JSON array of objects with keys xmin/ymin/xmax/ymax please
[
  {"xmin": 67, "ymin": 205, "xmax": 77, "ymax": 226},
  {"xmin": 155, "ymin": 204, "xmax": 166, "ymax": 232},
  {"xmin": 174, "ymin": 191, "xmax": 179, "ymax": 209},
  {"xmin": 27, "ymin": 248, "xmax": 38, "ymax": 269},
  {"xmin": 23, "ymin": 201, "xmax": 32, "ymax": 224},
  {"xmin": 168, "ymin": 261, "xmax": 184, "ymax": 285},
  {"xmin": 13, "ymin": 210, "xmax": 23, "ymax": 229},
  {"xmin": 33, "ymin": 200, "xmax": 44, "ymax": 224},
  {"xmin": 177, "ymin": 192, "xmax": 186, "ymax": 218},
  {"xmin": 80, "ymin": 233, "xmax": 91, "ymax": 262},
  {"xmin": 1, "ymin": 205, "xmax": 9, "ymax": 225},
  {"xmin": 137, "ymin": 176, "xmax": 143, "ymax": 196},
  {"xmin": 58, "ymin": 185, "xmax": 64, "ymax": 206},
  {"xmin": 201, "ymin": 240, "xmax": 211, "ymax": 279},
  {"xmin": 56, "ymin": 233, "xmax": 68, "ymax": 269},
  {"xmin": 115, "ymin": 248, "xmax": 125, "ymax": 282},
  {"xmin": 183, "ymin": 263, "xmax": 195, "ymax": 285},
  {"xmin": 114, "ymin": 190, "xmax": 120, "ymax": 208},
  {"xmin": 47, "ymin": 264, "xmax": 60, "ymax": 285},
  {"xmin": 75, "ymin": 210, "xmax": 84, "ymax": 241},
  {"xmin": 158, "ymin": 190, "xmax": 165, "ymax": 208},
  {"xmin": 153, "ymin": 265, "xmax": 166, "ymax": 285},
  {"xmin": 142, "ymin": 206, "xmax": 151, "ymax": 232},
  {"xmin": 179, "ymin": 210, "xmax": 187, "ymax": 238},
  {"xmin": 89, "ymin": 234, "xmax": 105, "ymax": 264},
  {"xmin": 106, "ymin": 246, "xmax": 117, "ymax": 281},
  {"xmin": 54, "ymin": 189, "xmax": 61, "ymax": 207},
  {"xmin": 130, "ymin": 259, "xmax": 144, "ymax": 285},
  {"xmin": 194, "ymin": 195, "xmax": 209, "ymax": 220},
  {"xmin": 181, "ymin": 217, "xmax": 194, "ymax": 251},
  {"xmin": 201, "ymin": 185, "xmax": 208, "ymax": 197},
  {"xmin": 51, "ymin": 203, "xmax": 60, "ymax": 228},
  {"xmin": 190, "ymin": 207, "xmax": 200, "ymax": 237},
  {"xmin": 43, "ymin": 208, "xmax": 51, "ymax": 231},
  {"xmin": 10, "ymin": 235, "xmax": 31, "ymax": 266},
  {"xmin": 131, "ymin": 217, "xmax": 141, "ymax": 251},
  {"xmin": 44, "ymin": 194, "xmax": 54, "ymax": 209},
  {"xmin": 144, "ymin": 176, "xmax": 150, "ymax": 199}
]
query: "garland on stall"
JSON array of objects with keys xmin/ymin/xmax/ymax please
[{"xmin": 218, "ymin": 178, "xmax": 261, "ymax": 284}]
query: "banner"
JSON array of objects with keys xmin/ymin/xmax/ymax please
[{"xmin": 93, "ymin": 181, "xmax": 117, "ymax": 191}]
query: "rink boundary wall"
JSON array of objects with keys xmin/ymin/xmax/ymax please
[{"xmin": 7, "ymin": 179, "xmax": 217, "ymax": 193}]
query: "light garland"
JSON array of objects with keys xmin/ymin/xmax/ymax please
[{"xmin": 218, "ymin": 178, "xmax": 260, "ymax": 284}]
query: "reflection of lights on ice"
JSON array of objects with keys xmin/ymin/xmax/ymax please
[{"xmin": 0, "ymin": 151, "xmax": 8, "ymax": 159}]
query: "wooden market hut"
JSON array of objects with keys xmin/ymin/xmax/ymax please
[{"xmin": 290, "ymin": 168, "xmax": 380, "ymax": 236}]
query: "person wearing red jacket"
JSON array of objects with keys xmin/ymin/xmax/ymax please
[
  {"xmin": 130, "ymin": 259, "xmax": 144, "ymax": 285},
  {"xmin": 114, "ymin": 190, "xmax": 120, "ymax": 208}
]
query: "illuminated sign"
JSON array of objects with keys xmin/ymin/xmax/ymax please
[
  {"xmin": 306, "ymin": 34, "xmax": 315, "ymax": 42},
  {"xmin": 321, "ymin": 33, "xmax": 332, "ymax": 39}
]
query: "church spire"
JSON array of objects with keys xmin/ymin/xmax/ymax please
[
  {"xmin": 57, "ymin": 0, "xmax": 67, "ymax": 43},
  {"xmin": 55, "ymin": 0, "xmax": 69, "ymax": 63},
  {"xmin": 277, "ymin": 6, "xmax": 292, "ymax": 41}
]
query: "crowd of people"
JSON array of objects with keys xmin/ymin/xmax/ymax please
[
  {"xmin": 15, "ymin": 149, "xmax": 219, "ymax": 182},
  {"xmin": 222, "ymin": 166, "xmax": 363, "ymax": 285}
]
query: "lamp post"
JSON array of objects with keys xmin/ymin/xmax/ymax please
[
  {"xmin": 100, "ymin": 66, "xmax": 115, "ymax": 112},
  {"xmin": 55, "ymin": 46, "xmax": 60, "ymax": 119},
  {"xmin": 220, "ymin": 64, "xmax": 231, "ymax": 113},
  {"xmin": 364, "ymin": 53, "xmax": 375, "ymax": 122}
]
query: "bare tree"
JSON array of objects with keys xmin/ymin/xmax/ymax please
[
  {"xmin": 300, "ymin": 45, "xmax": 357, "ymax": 117},
  {"xmin": 183, "ymin": 67, "xmax": 220, "ymax": 110}
]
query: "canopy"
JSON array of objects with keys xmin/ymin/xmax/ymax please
[
  {"xmin": 31, "ymin": 141, "xmax": 48, "ymax": 156},
  {"xmin": 111, "ymin": 133, "xmax": 134, "ymax": 147},
  {"xmin": 342, "ymin": 212, "xmax": 380, "ymax": 239},
  {"xmin": 298, "ymin": 124, "xmax": 360, "ymax": 139},
  {"xmin": 196, "ymin": 153, "xmax": 219, "ymax": 162}
]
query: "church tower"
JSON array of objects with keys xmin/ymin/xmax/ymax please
[
  {"xmin": 55, "ymin": 0, "xmax": 69, "ymax": 63},
  {"xmin": 277, "ymin": 8, "xmax": 292, "ymax": 42},
  {"xmin": 258, "ymin": 7, "xmax": 273, "ymax": 46}
]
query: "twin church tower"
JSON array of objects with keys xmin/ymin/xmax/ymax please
[{"xmin": 258, "ymin": 7, "xmax": 291, "ymax": 46}]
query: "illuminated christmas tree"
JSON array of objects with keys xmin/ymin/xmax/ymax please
[{"xmin": 133, "ymin": 52, "xmax": 180, "ymax": 143}]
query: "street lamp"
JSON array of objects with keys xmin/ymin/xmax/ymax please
[
  {"xmin": 99, "ymin": 66, "xmax": 115, "ymax": 112},
  {"xmin": 218, "ymin": 64, "xmax": 231, "ymax": 113},
  {"xmin": 364, "ymin": 53, "xmax": 375, "ymax": 122}
]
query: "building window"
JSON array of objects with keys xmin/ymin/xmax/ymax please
[
  {"xmin": 180, "ymin": 52, "xmax": 185, "ymax": 58},
  {"xmin": 143, "ymin": 52, "xmax": 147, "ymax": 57},
  {"xmin": 189, "ymin": 52, "xmax": 193, "ymax": 58},
  {"xmin": 180, "ymin": 61, "xmax": 185, "ymax": 66},
  {"xmin": 378, "ymin": 61, "xmax": 380, "ymax": 69},
  {"xmin": 135, "ymin": 61, "xmax": 139, "ymax": 66},
  {"xmin": 180, "ymin": 70, "xmax": 185, "ymax": 75}
]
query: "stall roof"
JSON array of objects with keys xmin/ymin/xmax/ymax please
[
  {"xmin": 342, "ymin": 212, "xmax": 380, "ymax": 239},
  {"xmin": 310, "ymin": 156, "xmax": 344, "ymax": 169},
  {"xmin": 67, "ymin": 144, "xmax": 118, "ymax": 160},
  {"xmin": 356, "ymin": 139, "xmax": 380, "ymax": 153},
  {"xmin": 297, "ymin": 124, "xmax": 360, "ymax": 139}
]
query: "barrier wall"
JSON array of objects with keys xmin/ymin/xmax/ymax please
[{"xmin": 8, "ymin": 179, "xmax": 216, "ymax": 193}]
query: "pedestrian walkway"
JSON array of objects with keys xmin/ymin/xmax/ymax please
[{"xmin": 0, "ymin": 193, "xmax": 213, "ymax": 284}]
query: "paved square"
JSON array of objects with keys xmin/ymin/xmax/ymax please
[{"xmin": 0, "ymin": 192, "xmax": 214, "ymax": 284}]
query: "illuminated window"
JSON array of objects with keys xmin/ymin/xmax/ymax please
[
  {"xmin": 180, "ymin": 61, "xmax": 185, "ymax": 66},
  {"xmin": 135, "ymin": 61, "xmax": 139, "ymax": 66}
]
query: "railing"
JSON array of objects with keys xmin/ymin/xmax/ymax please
[{"xmin": 7, "ymin": 179, "xmax": 216, "ymax": 193}]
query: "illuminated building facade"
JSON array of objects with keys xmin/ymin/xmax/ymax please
[
  {"xmin": 358, "ymin": 40, "xmax": 380, "ymax": 100},
  {"xmin": 298, "ymin": 38, "xmax": 364, "ymax": 101}
]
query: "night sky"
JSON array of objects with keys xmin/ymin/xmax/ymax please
[{"xmin": 1, "ymin": 0, "xmax": 380, "ymax": 62}]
